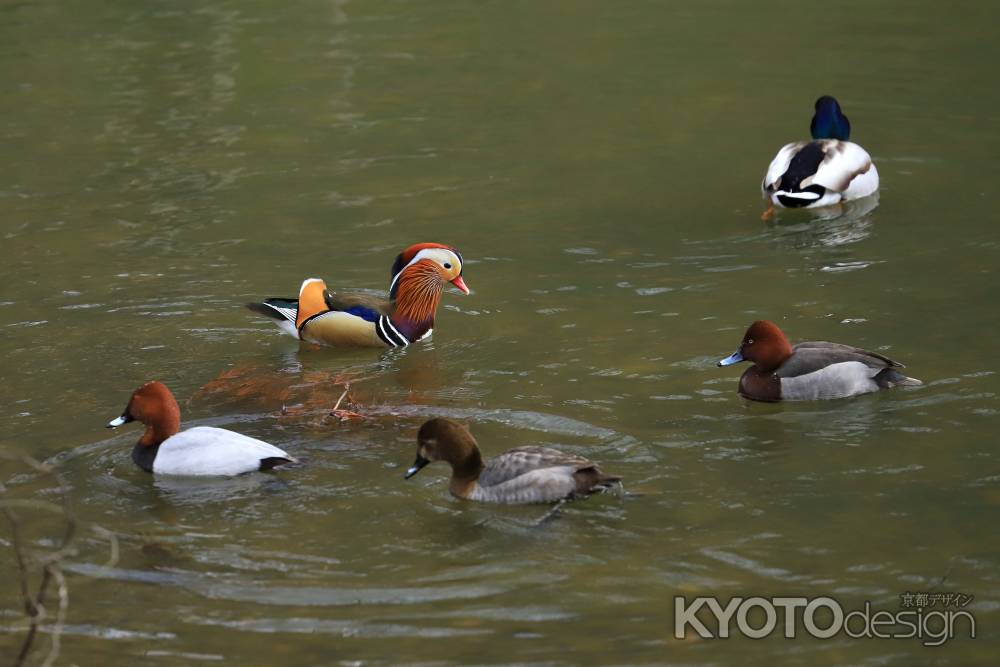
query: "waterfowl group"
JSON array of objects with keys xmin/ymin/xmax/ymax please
[{"xmin": 102, "ymin": 95, "xmax": 920, "ymax": 498}]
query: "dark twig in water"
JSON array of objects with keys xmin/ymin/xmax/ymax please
[
  {"xmin": 328, "ymin": 384, "xmax": 367, "ymax": 421},
  {"xmin": 930, "ymin": 559, "xmax": 955, "ymax": 592},
  {"xmin": 533, "ymin": 499, "xmax": 568, "ymax": 526},
  {"xmin": 1, "ymin": 452, "xmax": 119, "ymax": 667}
]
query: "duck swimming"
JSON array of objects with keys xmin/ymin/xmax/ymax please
[
  {"xmin": 404, "ymin": 418, "xmax": 620, "ymax": 504},
  {"xmin": 107, "ymin": 381, "xmax": 294, "ymax": 475},
  {"xmin": 717, "ymin": 320, "xmax": 922, "ymax": 402},
  {"xmin": 247, "ymin": 243, "xmax": 469, "ymax": 348},
  {"xmin": 762, "ymin": 96, "xmax": 879, "ymax": 210}
]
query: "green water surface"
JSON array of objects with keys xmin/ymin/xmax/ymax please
[{"xmin": 1, "ymin": 1, "xmax": 998, "ymax": 665}]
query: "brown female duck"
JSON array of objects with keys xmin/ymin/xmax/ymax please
[{"xmin": 404, "ymin": 418, "xmax": 620, "ymax": 504}]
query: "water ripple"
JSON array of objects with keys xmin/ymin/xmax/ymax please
[{"xmin": 67, "ymin": 563, "xmax": 507, "ymax": 607}]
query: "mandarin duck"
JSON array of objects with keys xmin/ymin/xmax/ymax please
[{"xmin": 248, "ymin": 243, "xmax": 468, "ymax": 348}]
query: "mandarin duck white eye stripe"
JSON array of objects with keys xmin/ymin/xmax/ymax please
[{"xmin": 389, "ymin": 247, "xmax": 464, "ymax": 298}]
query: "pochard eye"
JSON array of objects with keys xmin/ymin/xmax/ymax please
[{"xmin": 746, "ymin": 338, "xmax": 754, "ymax": 345}]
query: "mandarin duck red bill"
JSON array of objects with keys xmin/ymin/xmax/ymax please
[
  {"xmin": 717, "ymin": 320, "xmax": 922, "ymax": 402},
  {"xmin": 247, "ymin": 243, "xmax": 469, "ymax": 348}
]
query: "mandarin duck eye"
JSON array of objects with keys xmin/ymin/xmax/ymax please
[{"xmin": 443, "ymin": 262, "xmax": 452, "ymax": 269}]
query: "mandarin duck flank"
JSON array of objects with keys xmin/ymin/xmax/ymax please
[
  {"xmin": 404, "ymin": 418, "xmax": 621, "ymax": 504},
  {"xmin": 247, "ymin": 243, "xmax": 469, "ymax": 348},
  {"xmin": 762, "ymin": 96, "xmax": 879, "ymax": 210},
  {"xmin": 107, "ymin": 381, "xmax": 294, "ymax": 475},
  {"xmin": 717, "ymin": 320, "xmax": 922, "ymax": 402}
]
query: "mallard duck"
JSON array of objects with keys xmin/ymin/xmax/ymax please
[
  {"xmin": 247, "ymin": 243, "xmax": 469, "ymax": 348},
  {"xmin": 107, "ymin": 381, "xmax": 294, "ymax": 475},
  {"xmin": 762, "ymin": 96, "xmax": 879, "ymax": 210},
  {"xmin": 717, "ymin": 320, "xmax": 922, "ymax": 402},
  {"xmin": 404, "ymin": 418, "xmax": 621, "ymax": 504}
]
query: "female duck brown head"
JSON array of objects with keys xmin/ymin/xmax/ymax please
[{"xmin": 405, "ymin": 418, "xmax": 483, "ymax": 481}]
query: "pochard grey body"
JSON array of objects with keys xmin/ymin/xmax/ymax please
[{"xmin": 718, "ymin": 321, "xmax": 922, "ymax": 402}]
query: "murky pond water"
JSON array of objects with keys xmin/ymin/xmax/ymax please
[{"xmin": 2, "ymin": 1, "xmax": 998, "ymax": 665}]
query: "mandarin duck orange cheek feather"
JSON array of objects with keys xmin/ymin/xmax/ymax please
[
  {"xmin": 247, "ymin": 242, "xmax": 469, "ymax": 348},
  {"xmin": 718, "ymin": 320, "xmax": 922, "ymax": 402}
]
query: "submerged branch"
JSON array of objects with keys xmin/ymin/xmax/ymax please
[{"xmin": 1, "ymin": 452, "xmax": 117, "ymax": 667}]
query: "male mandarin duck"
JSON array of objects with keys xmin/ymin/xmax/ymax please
[
  {"xmin": 762, "ymin": 96, "xmax": 879, "ymax": 210},
  {"xmin": 247, "ymin": 243, "xmax": 469, "ymax": 348},
  {"xmin": 107, "ymin": 381, "xmax": 294, "ymax": 476},
  {"xmin": 717, "ymin": 320, "xmax": 922, "ymax": 402},
  {"xmin": 404, "ymin": 418, "xmax": 621, "ymax": 504}
]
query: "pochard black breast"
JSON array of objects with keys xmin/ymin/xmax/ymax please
[
  {"xmin": 107, "ymin": 381, "xmax": 294, "ymax": 476},
  {"xmin": 719, "ymin": 321, "xmax": 922, "ymax": 402}
]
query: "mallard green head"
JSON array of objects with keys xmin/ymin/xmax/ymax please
[{"xmin": 810, "ymin": 95, "xmax": 851, "ymax": 141}]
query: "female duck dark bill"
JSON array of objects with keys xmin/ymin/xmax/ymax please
[
  {"xmin": 717, "ymin": 320, "xmax": 922, "ymax": 402},
  {"xmin": 107, "ymin": 381, "xmax": 294, "ymax": 476},
  {"xmin": 247, "ymin": 242, "xmax": 469, "ymax": 348},
  {"xmin": 762, "ymin": 96, "xmax": 879, "ymax": 210},
  {"xmin": 404, "ymin": 418, "xmax": 620, "ymax": 504}
]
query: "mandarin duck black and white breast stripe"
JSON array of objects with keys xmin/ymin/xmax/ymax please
[{"xmin": 247, "ymin": 243, "xmax": 469, "ymax": 348}]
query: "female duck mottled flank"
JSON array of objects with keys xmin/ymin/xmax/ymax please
[
  {"xmin": 717, "ymin": 320, "xmax": 922, "ymax": 402},
  {"xmin": 107, "ymin": 381, "xmax": 294, "ymax": 476},
  {"xmin": 404, "ymin": 418, "xmax": 620, "ymax": 504},
  {"xmin": 762, "ymin": 96, "xmax": 879, "ymax": 210},
  {"xmin": 248, "ymin": 243, "xmax": 469, "ymax": 348}
]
